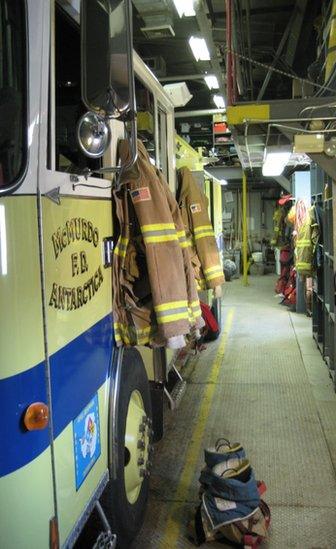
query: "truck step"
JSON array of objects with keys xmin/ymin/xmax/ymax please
[
  {"xmin": 164, "ymin": 365, "xmax": 187, "ymax": 410},
  {"xmin": 93, "ymin": 531, "xmax": 117, "ymax": 549}
]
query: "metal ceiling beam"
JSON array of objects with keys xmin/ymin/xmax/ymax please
[
  {"xmin": 256, "ymin": 0, "xmax": 307, "ymax": 101},
  {"xmin": 244, "ymin": 0, "xmax": 254, "ymax": 100},
  {"xmin": 159, "ymin": 74, "xmax": 205, "ymax": 82},
  {"xmin": 284, "ymin": 0, "xmax": 307, "ymax": 67},
  {"xmin": 212, "ymin": 5, "xmax": 293, "ymax": 17},
  {"xmin": 274, "ymin": 176, "xmax": 291, "ymax": 193},
  {"xmin": 276, "ymin": 121, "xmax": 336, "ymax": 181},
  {"xmin": 194, "ymin": 1, "xmax": 226, "ymax": 99},
  {"xmin": 256, "ymin": 9, "xmax": 294, "ymax": 100}
]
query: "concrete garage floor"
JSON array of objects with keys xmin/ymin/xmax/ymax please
[{"xmin": 135, "ymin": 275, "xmax": 336, "ymax": 549}]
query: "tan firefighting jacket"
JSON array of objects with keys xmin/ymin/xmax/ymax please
[
  {"xmin": 112, "ymin": 140, "xmax": 203, "ymax": 347},
  {"xmin": 295, "ymin": 206, "xmax": 319, "ymax": 276},
  {"xmin": 177, "ymin": 167, "xmax": 224, "ymax": 290}
]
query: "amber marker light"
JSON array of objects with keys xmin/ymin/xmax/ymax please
[{"xmin": 23, "ymin": 402, "xmax": 49, "ymax": 431}]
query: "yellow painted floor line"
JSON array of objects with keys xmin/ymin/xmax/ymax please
[{"xmin": 161, "ymin": 307, "xmax": 235, "ymax": 547}]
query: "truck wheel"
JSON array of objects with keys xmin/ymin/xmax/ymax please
[{"xmin": 102, "ymin": 348, "xmax": 153, "ymax": 547}]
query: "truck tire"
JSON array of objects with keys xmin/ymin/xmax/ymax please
[{"xmin": 102, "ymin": 348, "xmax": 152, "ymax": 548}]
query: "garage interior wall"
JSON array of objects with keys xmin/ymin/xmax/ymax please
[{"xmin": 222, "ymin": 188, "xmax": 276, "ymax": 244}]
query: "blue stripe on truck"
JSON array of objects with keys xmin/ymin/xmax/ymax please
[{"xmin": 0, "ymin": 314, "xmax": 113, "ymax": 477}]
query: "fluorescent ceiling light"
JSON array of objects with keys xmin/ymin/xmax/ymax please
[
  {"xmin": 204, "ymin": 75, "xmax": 219, "ymax": 89},
  {"xmin": 173, "ymin": 0, "xmax": 195, "ymax": 17},
  {"xmin": 213, "ymin": 94, "xmax": 225, "ymax": 109},
  {"xmin": 262, "ymin": 148, "xmax": 292, "ymax": 177},
  {"xmin": 189, "ymin": 36, "xmax": 210, "ymax": 61}
]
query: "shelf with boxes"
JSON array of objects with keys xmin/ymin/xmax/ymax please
[
  {"xmin": 311, "ymin": 163, "xmax": 336, "ymax": 384},
  {"xmin": 212, "ymin": 113, "xmax": 237, "ymax": 159}
]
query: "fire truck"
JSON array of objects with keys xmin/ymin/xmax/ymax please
[{"xmin": 0, "ymin": 1, "xmax": 176, "ymax": 547}]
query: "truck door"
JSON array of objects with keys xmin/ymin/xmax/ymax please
[
  {"xmin": 0, "ymin": 1, "xmax": 56, "ymax": 548},
  {"xmin": 37, "ymin": 2, "xmax": 116, "ymax": 545}
]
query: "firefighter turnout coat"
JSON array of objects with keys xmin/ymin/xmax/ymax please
[
  {"xmin": 177, "ymin": 167, "xmax": 225, "ymax": 290},
  {"xmin": 112, "ymin": 140, "xmax": 203, "ymax": 347},
  {"xmin": 295, "ymin": 206, "xmax": 320, "ymax": 276}
]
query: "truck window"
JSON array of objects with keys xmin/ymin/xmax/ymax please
[
  {"xmin": 0, "ymin": 0, "xmax": 26, "ymax": 190},
  {"xmin": 54, "ymin": 4, "xmax": 101, "ymax": 174},
  {"xmin": 135, "ymin": 77, "xmax": 156, "ymax": 163}
]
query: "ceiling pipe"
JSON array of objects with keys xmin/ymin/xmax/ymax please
[
  {"xmin": 226, "ymin": 0, "xmax": 234, "ymax": 105},
  {"xmin": 175, "ymin": 108, "xmax": 226, "ymax": 117},
  {"xmin": 244, "ymin": 0, "xmax": 254, "ymax": 100}
]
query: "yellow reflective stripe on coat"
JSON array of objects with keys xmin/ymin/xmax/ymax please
[
  {"xmin": 155, "ymin": 300, "xmax": 188, "ymax": 312},
  {"xmin": 296, "ymin": 240, "xmax": 311, "ymax": 248},
  {"xmin": 206, "ymin": 272, "xmax": 223, "ymax": 282},
  {"xmin": 296, "ymin": 261, "xmax": 311, "ymax": 269},
  {"xmin": 177, "ymin": 229, "xmax": 189, "ymax": 248},
  {"xmin": 142, "ymin": 223, "xmax": 175, "ymax": 231},
  {"xmin": 189, "ymin": 300, "xmax": 202, "ymax": 318},
  {"xmin": 204, "ymin": 265, "xmax": 222, "ymax": 275},
  {"xmin": 156, "ymin": 312, "xmax": 189, "ymax": 324},
  {"xmin": 194, "ymin": 230, "xmax": 215, "ymax": 240},
  {"xmin": 193, "ymin": 224, "xmax": 214, "ymax": 239},
  {"xmin": 114, "ymin": 237, "xmax": 129, "ymax": 257},
  {"xmin": 194, "ymin": 224, "xmax": 213, "ymax": 234},
  {"xmin": 203, "ymin": 264, "xmax": 223, "ymax": 282},
  {"xmin": 154, "ymin": 300, "xmax": 189, "ymax": 324},
  {"xmin": 141, "ymin": 223, "xmax": 178, "ymax": 244},
  {"xmin": 114, "ymin": 322, "xmax": 153, "ymax": 345}
]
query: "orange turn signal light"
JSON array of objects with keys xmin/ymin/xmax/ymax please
[{"xmin": 24, "ymin": 402, "xmax": 49, "ymax": 431}]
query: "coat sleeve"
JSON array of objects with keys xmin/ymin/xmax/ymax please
[
  {"xmin": 183, "ymin": 170, "xmax": 225, "ymax": 289},
  {"xmin": 155, "ymin": 169, "xmax": 203, "ymax": 329}
]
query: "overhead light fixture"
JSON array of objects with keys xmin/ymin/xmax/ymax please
[
  {"xmin": 262, "ymin": 146, "xmax": 292, "ymax": 177},
  {"xmin": 173, "ymin": 0, "xmax": 195, "ymax": 17},
  {"xmin": 189, "ymin": 36, "xmax": 210, "ymax": 61},
  {"xmin": 220, "ymin": 179, "xmax": 228, "ymax": 186},
  {"xmin": 204, "ymin": 75, "xmax": 219, "ymax": 89},
  {"xmin": 213, "ymin": 94, "xmax": 225, "ymax": 109}
]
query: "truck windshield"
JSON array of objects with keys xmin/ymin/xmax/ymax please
[{"xmin": 0, "ymin": 0, "xmax": 26, "ymax": 190}]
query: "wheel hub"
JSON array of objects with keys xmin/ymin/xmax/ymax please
[{"xmin": 124, "ymin": 390, "xmax": 153, "ymax": 504}]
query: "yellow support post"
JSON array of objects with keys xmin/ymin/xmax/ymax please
[
  {"xmin": 242, "ymin": 172, "xmax": 248, "ymax": 286},
  {"xmin": 325, "ymin": 0, "xmax": 336, "ymax": 82}
]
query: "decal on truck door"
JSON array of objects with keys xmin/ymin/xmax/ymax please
[
  {"xmin": 48, "ymin": 218, "xmax": 104, "ymax": 311},
  {"xmin": 73, "ymin": 393, "xmax": 101, "ymax": 490}
]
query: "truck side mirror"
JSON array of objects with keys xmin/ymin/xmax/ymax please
[
  {"xmin": 81, "ymin": 0, "xmax": 135, "ymax": 120},
  {"xmin": 79, "ymin": 0, "xmax": 137, "ymax": 170}
]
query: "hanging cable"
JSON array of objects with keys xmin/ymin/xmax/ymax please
[{"xmin": 222, "ymin": 46, "xmax": 336, "ymax": 95}]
